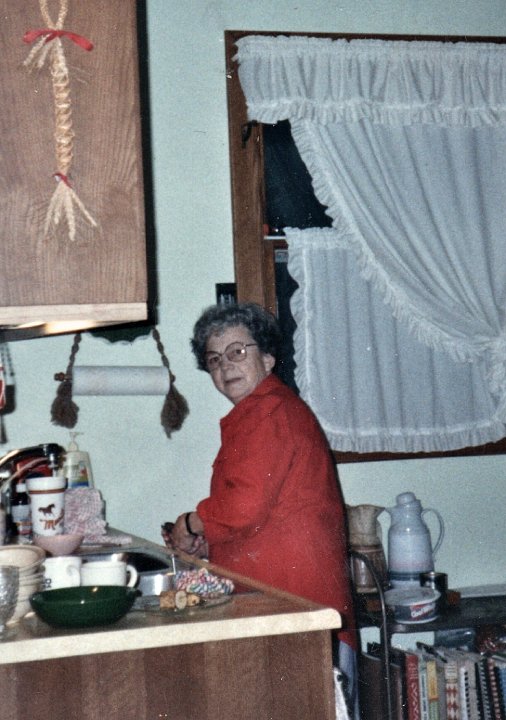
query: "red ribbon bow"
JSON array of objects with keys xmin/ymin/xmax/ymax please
[
  {"xmin": 54, "ymin": 172, "xmax": 71, "ymax": 187},
  {"xmin": 23, "ymin": 29, "xmax": 93, "ymax": 51}
]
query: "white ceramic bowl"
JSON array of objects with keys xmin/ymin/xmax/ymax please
[
  {"xmin": 0, "ymin": 545, "xmax": 46, "ymax": 575},
  {"xmin": 384, "ymin": 587, "xmax": 440, "ymax": 623},
  {"xmin": 7, "ymin": 574, "xmax": 44, "ymax": 624},
  {"xmin": 19, "ymin": 572, "xmax": 44, "ymax": 587},
  {"xmin": 33, "ymin": 534, "xmax": 83, "ymax": 557}
]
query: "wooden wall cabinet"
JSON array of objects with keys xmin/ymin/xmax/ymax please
[{"xmin": 0, "ymin": 0, "xmax": 147, "ymax": 333}]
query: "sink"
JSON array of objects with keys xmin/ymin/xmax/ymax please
[
  {"xmin": 77, "ymin": 546, "xmax": 197, "ymax": 597},
  {"xmin": 78, "ymin": 546, "xmax": 180, "ymax": 571}
]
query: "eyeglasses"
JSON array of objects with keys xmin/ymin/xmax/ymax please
[{"xmin": 205, "ymin": 342, "xmax": 258, "ymax": 372}]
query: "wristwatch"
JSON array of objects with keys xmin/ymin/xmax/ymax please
[{"xmin": 185, "ymin": 512, "xmax": 198, "ymax": 537}]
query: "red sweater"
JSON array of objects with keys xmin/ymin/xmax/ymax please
[{"xmin": 197, "ymin": 374, "xmax": 357, "ymax": 649}]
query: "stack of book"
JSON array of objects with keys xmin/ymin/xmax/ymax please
[{"xmin": 359, "ymin": 642, "xmax": 506, "ymax": 720}]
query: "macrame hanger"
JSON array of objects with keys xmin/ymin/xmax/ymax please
[
  {"xmin": 151, "ymin": 327, "xmax": 189, "ymax": 438},
  {"xmin": 51, "ymin": 332, "xmax": 82, "ymax": 428}
]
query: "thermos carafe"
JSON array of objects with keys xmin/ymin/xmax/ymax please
[{"xmin": 386, "ymin": 492, "xmax": 444, "ymax": 588}]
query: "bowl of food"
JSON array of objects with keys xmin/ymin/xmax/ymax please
[
  {"xmin": 30, "ymin": 585, "xmax": 138, "ymax": 628},
  {"xmin": 33, "ymin": 533, "xmax": 83, "ymax": 557}
]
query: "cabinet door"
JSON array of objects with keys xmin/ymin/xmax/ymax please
[{"xmin": 0, "ymin": 0, "xmax": 147, "ymax": 330}]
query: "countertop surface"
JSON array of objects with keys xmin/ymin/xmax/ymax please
[{"xmin": 1, "ymin": 535, "xmax": 341, "ymax": 665}]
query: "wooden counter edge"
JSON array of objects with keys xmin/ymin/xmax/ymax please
[{"xmin": 1, "ymin": 603, "xmax": 340, "ymax": 665}]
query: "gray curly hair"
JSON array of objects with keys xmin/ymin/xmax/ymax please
[{"xmin": 191, "ymin": 302, "xmax": 281, "ymax": 371}]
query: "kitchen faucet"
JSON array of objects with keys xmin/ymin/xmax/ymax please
[{"xmin": 0, "ymin": 444, "xmax": 64, "ymax": 490}]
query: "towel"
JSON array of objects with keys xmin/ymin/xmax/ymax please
[{"xmin": 64, "ymin": 488, "xmax": 131, "ymax": 545}]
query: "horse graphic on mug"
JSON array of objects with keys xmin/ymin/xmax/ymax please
[
  {"xmin": 39, "ymin": 503, "xmax": 55, "ymax": 517},
  {"xmin": 38, "ymin": 503, "xmax": 64, "ymax": 531}
]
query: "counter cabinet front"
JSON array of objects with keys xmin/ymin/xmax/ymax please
[{"xmin": 1, "ymin": 629, "xmax": 334, "ymax": 720}]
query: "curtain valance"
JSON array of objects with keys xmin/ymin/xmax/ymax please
[{"xmin": 236, "ymin": 36, "xmax": 506, "ymax": 127}]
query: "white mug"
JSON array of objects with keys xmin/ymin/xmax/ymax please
[
  {"xmin": 80, "ymin": 560, "xmax": 138, "ymax": 588},
  {"xmin": 43, "ymin": 556, "xmax": 82, "ymax": 590}
]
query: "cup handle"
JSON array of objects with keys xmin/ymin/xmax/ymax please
[
  {"xmin": 125, "ymin": 564, "xmax": 138, "ymax": 587},
  {"xmin": 68, "ymin": 566, "xmax": 81, "ymax": 587},
  {"xmin": 422, "ymin": 508, "xmax": 445, "ymax": 558}
]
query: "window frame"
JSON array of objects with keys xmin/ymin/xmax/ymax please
[{"xmin": 224, "ymin": 29, "xmax": 506, "ymax": 462}]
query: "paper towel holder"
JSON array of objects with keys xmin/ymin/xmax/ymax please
[
  {"xmin": 51, "ymin": 328, "xmax": 189, "ymax": 438},
  {"xmin": 54, "ymin": 366, "xmax": 170, "ymax": 395}
]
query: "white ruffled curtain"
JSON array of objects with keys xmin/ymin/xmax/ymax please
[
  {"xmin": 236, "ymin": 36, "xmax": 506, "ymax": 452},
  {"xmin": 286, "ymin": 227, "xmax": 503, "ymax": 452}
]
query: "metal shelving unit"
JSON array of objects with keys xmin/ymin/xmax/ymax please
[{"xmin": 352, "ymin": 551, "xmax": 506, "ymax": 720}]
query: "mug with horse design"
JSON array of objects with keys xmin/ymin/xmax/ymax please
[{"xmin": 26, "ymin": 474, "xmax": 67, "ymax": 537}]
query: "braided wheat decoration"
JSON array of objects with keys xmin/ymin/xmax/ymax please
[{"xmin": 23, "ymin": 0, "xmax": 96, "ymax": 242}]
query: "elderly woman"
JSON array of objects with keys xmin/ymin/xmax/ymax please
[{"xmin": 166, "ymin": 302, "xmax": 357, "ymax": 707}]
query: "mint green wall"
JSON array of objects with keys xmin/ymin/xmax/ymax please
[{"xmin": 5, "ymin": 2, "xmax": 506, "ymax": 599}]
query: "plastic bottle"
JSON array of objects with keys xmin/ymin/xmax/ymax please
[
  {"xmin": 10, "ymin": 480, "xmax": 32, "ymax": 542},
  {"xmin": 63, "ymin": 433, "xmax": 94, "ymax": 489}
]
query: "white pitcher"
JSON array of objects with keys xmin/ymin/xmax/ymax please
[{"xmin": 386, "ymin": 491, "xmax": 444, "ymax": 588}]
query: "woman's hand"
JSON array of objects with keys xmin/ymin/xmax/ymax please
[
  {"xmin": 170, "ymin": 512, "xmax": 208, "ymax": 556},
  {"xmin": 161, "ymin": 522, "xmax": 175, "ymax": 548}
]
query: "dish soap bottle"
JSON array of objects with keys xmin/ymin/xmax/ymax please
[{"xmin": 63, "ymin": 433, "xmax": 94, "ymax": 489}]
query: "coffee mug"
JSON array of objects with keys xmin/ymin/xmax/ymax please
[
  {"xmin": 43, "ymin": 556, "xmax": 82, "ymax": 590},
  {"xmin": 80, "ymin": 560, "xmax": 138, "ymax": 588},
  {"xmin": 26, "ymin": 474, "xmax": 66, "ymax": 537},
  {"xmin": 420, "ymin": 571, "xmax": 448, "ymax": 610}
]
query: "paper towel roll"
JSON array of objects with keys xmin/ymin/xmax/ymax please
[{"xmin": 72, "ymin": 366, "xmax": 170, "ymax": 396}]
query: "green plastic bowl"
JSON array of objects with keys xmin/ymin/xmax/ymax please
[{"xmin": 30, "ymin": 586, "xmax": 138, "ymax": 628}]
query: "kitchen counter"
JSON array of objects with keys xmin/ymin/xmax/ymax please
[
  {"xmin": 0, "ymin": 536, "xmax": 342, "ymax": 720},
  {"xmin": 1, "ymin": 584, "xmax": 340, "ymax": 665}
]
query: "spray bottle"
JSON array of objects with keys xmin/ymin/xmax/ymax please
[{"xmin": 63, "ymin": 433, "xmax": 94, "ymax": 489}]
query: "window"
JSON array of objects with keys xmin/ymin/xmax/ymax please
[{"xmin": 225, "ymin": 29, "xmax": 506, "ymax": 462}]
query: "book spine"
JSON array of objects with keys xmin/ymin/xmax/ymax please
[
  {"xmin": 426, "ymin": 657, "xmax": 441, "ymax": 720},
  {"xmin": 442, "ymin": 653, "xmax": 460, "ymax": 720},
  {"xmin": 406, "ymin": 652, "xmax": 422, "ymax": 720},
  {"xmin": 476, "ymin": 657, "xmax": 493, "ymax": 720},
  {"xmin": 464, "ymin": 657, "xmax": 480, "ymax": 720},
  {"xmin": 391, "ymin": 648, "xmax": 410, "ymax": 720},
  {"xmin": 486, "ymin": 657, "xmax": 504, "ymax": 720},
  {"xmin": 435, "ymin": 658, "xmax": 448, "ymax": 720},
  {"xmin": 494, "ymin": 662, "xmax": 506, "ymax": 719},
  {"xmin": 419, "ymin": 657, "xmax": 430, "ymax": 720},
  {"xmin": 458, "ymin": 664, "xmax": 470, "ymax": 720}
]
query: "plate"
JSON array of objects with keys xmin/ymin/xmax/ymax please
[{"xmin": 134, "ymin": 594, "xmax": 231, "ymax": 614}]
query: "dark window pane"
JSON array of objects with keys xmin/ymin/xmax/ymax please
[
  {"xmin": 264, "ymin": 120, "xmax": 332, "ymax": 232},
  {"xmin": 264, "ymin": 121, "xmax": 329, "ymax": 392}
]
